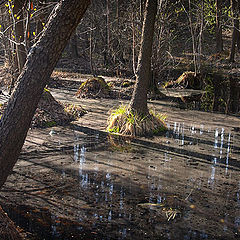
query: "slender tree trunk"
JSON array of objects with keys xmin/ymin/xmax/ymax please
[
  {"xmin": 35, "ymin": 0, "xmax": 47, "ymax": 39},
  {"xmin": 0, "ymin": 7, "xmax": 11, "ymax": 65},
  {"xmin": 24, "ymin": 0, "xmax": 31, "ymax": 51},
  {"xmin": 0, "ymin": 0, "xmax": 90, "ymax": 190},
  {"xmin": 13, "ymin": 0, "xmax": 27, "ymax": 73},
  {"xmin": 227, "ymin": 77, "xmax": 240, "ymax": 113},
  {"xmin": 197, "ymin": 0, "xmax": 204, "ymax": 73},
  {"xmin": 216, "ymin": 0, "xmax": 223, "ymax": 52},
  {"xmin": 229, "ymin": 0, "xmax": 239, "ymax": 62},
  {"xmin": 132, "ymin": 9, "xmax": 137, "ymax": 76},
  {"xmin": 69, "ymin": 32, "xmax": 79, "ymax": 58},
  {"xmin": 89, "ymin": 20, "xmax": 95, "ymax": 76},
  {"xmin": 9, "ymin": 0, "xmax": 27, "ymax": 94},
  {"xmin": 129, "ymin": 0, "xmax": 158, "ymax": 115},
  {"xmin": 188, "ymin": 0, "xmax": 197, "ymax": 75},
  {"xmin": 104, "ymin": 0, "xmax": 110, "ymax": 67}
]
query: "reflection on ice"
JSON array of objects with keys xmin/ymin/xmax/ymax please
[
  {"xmin": 74, "ymin": 143, "xmax": 79, "ymax": 161},
  {"xmin": 65, "ymin": 122, "xmax": 239, "ymax": 239},
  {"xmin": 214, "ymin": 128, "xmax": 219, "ymax": 149},
  {"xmin": 226, "ymin": 133, "xmax": 231, "ymax": 174},
  {"xmin": 219, "ymin": 128, "xmax": 224, "ymax": 157},
  {"xmin": 200, "ymin": 124, "xmax": 204, "ymax": 135}
]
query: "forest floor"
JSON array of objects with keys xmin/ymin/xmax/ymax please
[{"xmin": 0, "ymin": 72, "xmax": 240, "ymax": 239}]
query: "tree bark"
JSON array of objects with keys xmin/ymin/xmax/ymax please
[
  {"xmin": 129, "ymin": 0, "xmax": 157, "ymax": 114},
  {"xmin": 216, "ymin": 0, "xmax": 223, "ymax": 53},
  {"xmin": 9, "ymin": 0, "xmax": 27, "ymax": 94},
  {"xmin": 0, "ymin": 0, "xmax": 90, "ymax": 189},
  {"xmin": 227, "ymin": 77, "xmax": 240, "ymax": 113},
  {"xmin": 35, "ymin": 0, "xmax": 47, "ymax": 38},
  {"xmin": 13, "ymin": 0, "xmax": 27, "ymax": 73},
  {"xmin": 229, "ymin": 0, "xmax": 239, "ymax": 62},
  {"xmin": 68, "ymin": 31, "xmax": 79, "ymax": 58}
]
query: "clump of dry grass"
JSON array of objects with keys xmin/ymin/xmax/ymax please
[{"xmin": 107, "ymin": 105, "xmax": 167, "ymax": 136}]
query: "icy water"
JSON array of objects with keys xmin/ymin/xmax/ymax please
[{"xmin": 0, "ymin": 120, "xmax": 240, "ymax": 239}]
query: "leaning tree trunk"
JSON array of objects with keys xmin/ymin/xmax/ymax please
[
  {"xmin": 129, "ymin": 0, "xmax": 157, "ymax": 115},
  {"xmin": 216, "ymin": 0, "xmax": 223, "ymax": 53},
  {"xmin": 0, "ymin": 0, "xmax": 90, "ymax": 189}
]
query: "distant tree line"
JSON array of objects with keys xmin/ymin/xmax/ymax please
[{"xmin": 0, "ymin": 0, "xmax": 239, "ymax": 82}]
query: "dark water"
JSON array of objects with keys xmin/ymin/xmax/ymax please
[{"xmin": 1, "ymin": 121, "xmax": 240, "ymax": 239}]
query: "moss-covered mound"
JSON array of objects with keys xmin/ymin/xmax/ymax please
[
  {"xmin": 164, "ymin": 71, "xmax": 202, "ymax": 90},
  {"xmin": 76, "ymin": 77, "xmax": 111, "ymax": 98},
  {"xmin": 107, "ymin": 105, "xmax": 167, "ymax": 137}
]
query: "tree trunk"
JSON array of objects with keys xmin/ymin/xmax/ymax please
[
  {"xmin": 237, "ymin": 0, "xmax": 240, "ymax": 51},
  {"xmin": 104, "ymin": 0, "xmax": 111, "ymax": 67},
  {"xmin": 227, "ymin": 77, "xmax": 240, "ymax": 113},
  {"xmin": 229, "ymin": 0, "xmax": 239, "ymax": 62},
  {"xmin": 69, "ymin": 32, "xmax": 79, "ymax": 58},
  {"xmin": 14, "ymin": 0, "xmax": 27, "ymax": 73},
  {"xmin": 216, "ymin": 0, "xmax": 223, "ymax": 53},
  {"xmin": 0, "ymin": 0, "xmax": 90, "ymax": 189},
  {"xmin": 9, "ymin": 0, "xmax": 27, "ymax": 94},
  {"xmin": 35, "ymin": 0, "xmax": 47, "ymax": 39},
  {"xmin": 129, "ymin": 0, "xmax": 157, "ymax": 115}
]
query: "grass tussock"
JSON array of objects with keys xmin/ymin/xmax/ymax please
[
  {"xmin": 76, "ymin": 76, "xmax": 111, "ymax": 98},
  {"xmin": 107, "ymin": 105, "xmax": 167, "ymax": 136}
]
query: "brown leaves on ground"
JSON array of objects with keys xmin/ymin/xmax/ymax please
[
  {"xmin": 0, "ymin": 89, "xmax": 86, "ymax": 128},
  {"xmin": 32, "ymin": 90, "xmax": 86, "ymax": 128}
]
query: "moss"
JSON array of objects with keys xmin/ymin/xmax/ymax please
[
  {"xmin": 122, "ymin": 80, "xmax": 134, "ymax": 88},
  {"xmin": 43, "ymin": 88, "xmax": 50, "ymax": 93},
  {"xmin": 107, "ymin": 105, "xmax": 167, "ymax": 137},
  {"xmin": 44, "ymin": 121, "xmax": 57, "ymax": 127},
  {"xmin": 76, "ymin": 76, "xmax": 111, "ymax": 98}
]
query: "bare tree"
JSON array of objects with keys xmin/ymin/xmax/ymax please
[
  {"xmin": 129, "ymin": 0, "xmax": 158, "ymax": 114},
  {"xmin": 216, "ymin": 0, "xmax": 223, "ymax": 52},
  {"xmin": 13, "ymin": 0, "xmax": 27, "ymax": 73},
  {"xmin": 229, "ymin": 0, "xmax": 240, "ymax": 62},
  {"xmin": 107, "ymin": 0, "xmax": 166, "ymax": 136}
]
